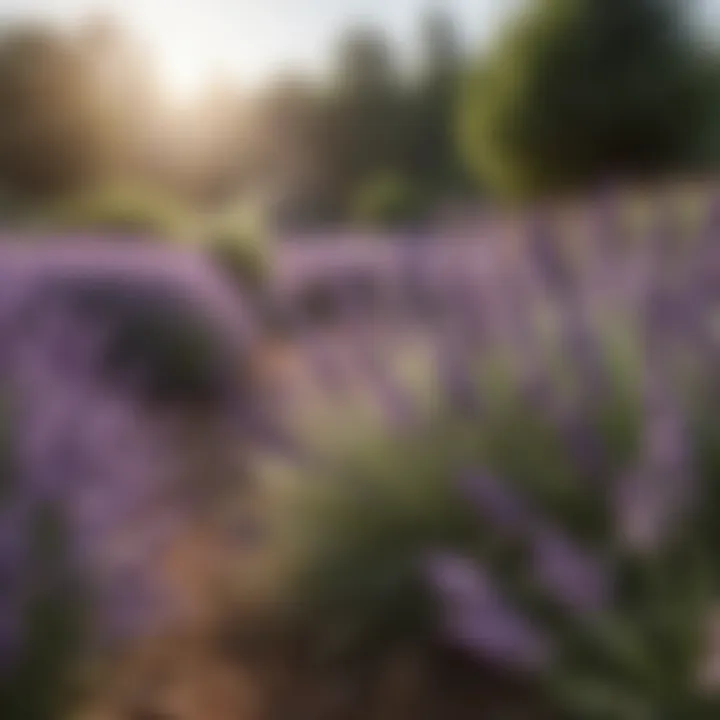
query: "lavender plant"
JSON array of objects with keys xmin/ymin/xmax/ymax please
[
  {"xmin": 268, "ymin": 191, "xmax": 720, "ymax": 718},
  {"xmin": 0, "ymin": 249, "xmax": 268, "ymax": 719}
]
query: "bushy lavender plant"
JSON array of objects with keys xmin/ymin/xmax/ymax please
[
  {"xmin": 0, "ymin": 249, "xmax": 268, "ymax": 719},
  {"xmin": 269, "ymin": 191, "xmax": 720, "ymax": 718}
]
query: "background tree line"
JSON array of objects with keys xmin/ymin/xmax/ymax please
[{"xmin": 0, "ymin": 0, "xmax": 717, "ymax": 231}]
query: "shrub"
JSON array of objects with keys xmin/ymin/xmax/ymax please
[
  {"xmin": 262, "ymin": 203, "xmax": 720, "ymax": 717},
  {"xmin": 270, "ymin": 331, "xmax": 640, "ymax": 656},
  {"xmin": 34, "ymin": 275, "xmax": 244, "ymax": 411},
  {"xmin": 354, "ymin": 174, "xmax": 424, "ymax": 231},
  {"xmin": 0, "ymin": 303, "xmax": 250, "ymax": 719},
  {"xmin": 273, "ymin": 426, "xmax": 481, "ymax": 657},
  {"xmin": 459, "ymin": 0, "xmax": 711, "ymax": 199},
  {"xmin": 43, "ymin": 184, "xmax": 192, "ymax": 239}
]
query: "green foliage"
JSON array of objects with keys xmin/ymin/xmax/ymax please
[
  {"xmin": 44, "ymin": 184, "xmax": 192, "ymax": 239},
  {"xmin": 354, "ymin": 174, "xmax": 424, "ymax": 230},
  {"xmin": 0, "ymin": 400, "xmax": 17, "ymax": 506},
  {"xmin": 459, "ymin": 0, "xmax": 712, "ymax": 199},
  {"xmin": 205, "ymin": 210, "xmax": 273, "ymax": 293},
  {"xmin": 2, "ymin": 506, "xmax": 87, "ymax": 720},
  {"xmin": 271, "ymin": 422, "xmax": 485, "ymax": 662},
  {"xmin": 0, "ymin": 12, "xmax": 470, "ymax": 226},
  {"xmin": 412, "ymin": 9, "xmax": 466, "ymax": 194},
  {"xmin": 319, "ymin": 27, "xmax": 411, "ymax": 220},
  {"xmin": 0, "ymin": 402, "xmax": 87, "ymax": 720},
  {"xmin": 266, "ymin": 311, "xmax": 720, "ymax": 716},
  {"xmin": 270, "ymin": 335, "xmax": 644, "ymax": 666}
]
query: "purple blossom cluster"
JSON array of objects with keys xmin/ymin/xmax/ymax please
[
  {"xmin": 273, "ymin": 193, "xmax": 720, "ymax": 713},
  {"xmin": 0, "ymin": 245, "xmax": 263, "ymax": 713},
  {"xmin": 0, "ymin": 195, "xmax": 718, "ymax": 717}
]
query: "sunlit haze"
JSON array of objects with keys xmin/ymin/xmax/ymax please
[
  {"xmin": 2, "ymin": 0, "xmax": 719, "ymax": 100},
  {"xmin": 0, "ymin": 0, "xmax": 525, "ymax": 98}
]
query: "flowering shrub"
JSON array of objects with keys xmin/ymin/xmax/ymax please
[
  {"xmin": 0, "ymin": 249, "xmax": 270, "ymax": 719},
  {"xmin": 267, "ymin": 194, "xmax": 720, "ymax": 717},
  {"xmin": 37, "ymin": 275, "xmax": 245, "ymax": 411}
]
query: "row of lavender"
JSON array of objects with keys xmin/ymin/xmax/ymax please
[
  {"xmin": 1, "ymin": 188, "xmax": 720, "ymax": 718},
  {"xmin": 263, "ymin": 196, "xmax": 720, "ymax": 718}
]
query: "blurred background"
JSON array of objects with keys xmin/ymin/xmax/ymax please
[
  {"xmin": 6, "ymin": 1, "xmax": 720, "ymax": 719},
  {"xmin": 0, "ymin": 0, "xmax": 718, "ymax": 234}
]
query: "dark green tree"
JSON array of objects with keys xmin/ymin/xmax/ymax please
[
  {"xmin": 410, "ymin": 8, "xmax": 465, "ymax": 192},
  {"xmin": 326, "ymin": 25, "xmax": 408, "ymax": 217},
  {"xmin": 459, "ymin": 0, "xmax": 712, "ymax": 199},
  {"xmin": 240, "ymin": 73, "xmax": 338, "ymax": 226}
]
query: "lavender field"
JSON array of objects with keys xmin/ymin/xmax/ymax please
[
  {"xmin": 2, "ymin": 189, "xmax": 720, "ymax": 719},
  {"xmin": 2, "ymin": 0, "xmax": 720, "ymax": 714}
]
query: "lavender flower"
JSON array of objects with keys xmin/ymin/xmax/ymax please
[
  {"xmin": 0, "ymin": 246, "xmax": 265, "ymax": 718},
  {"xmin": 458, "ymin": 471, "xmax": 531, "ymax": 532},
  {"xmin": 531, "ymin": 526, "xmax": 610, "ymax": 615},
  {"xmin": 427, "ymin": 553, "xmax": 551, "ymax": 671},
  {"xmin": 277, "ymin": 195, "xmax": 720, "ymax": 716}
]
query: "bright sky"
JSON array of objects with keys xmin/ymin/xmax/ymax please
[
  {"xmin": 0, "ymin": 0, "xmax": 718, "ymax": 98},
  {"xmin": 0, "ymin": 0, "xmax": 522, "ymax": 96}
]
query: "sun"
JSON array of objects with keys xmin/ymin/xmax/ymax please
[
  {"xmin": 158, "ymin": 56, "xmax": 214, "ymax": 103},
  {"xmin": 120, "ymin": 2, "xmax": 280, "ymax": 104},
  {"xmin": 150, "ymin": 34, "xmax": 226, "ymax": 104},
  {"xmin": 128, "ymin": 4, "xmax": 236, "ymax": 104}
]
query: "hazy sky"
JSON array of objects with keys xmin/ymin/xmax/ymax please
[
  {"xmin": 0, "ymin": 0, "xmax": 717, "ymax": 97},
  {"xmin": 0, "ymin": 0, "xmax": 520, "ymax": 95}
]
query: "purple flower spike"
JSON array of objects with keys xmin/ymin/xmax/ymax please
[
  {"xmin": 532, "ymin": 526, "xmax": 610, "ymax": 615},
  {"xmin": 528, "ymin": 215, "xmax": 573, "ymax": 297},
  {"xmin": 458, "ymin": 471, "xmax": 531, "ymax": 532},
  {"xmin": 436, "ymin": 342, "xmax": 482, "ymax": 417},
  {"xmin": 614, "ymin": 375, "xmax": 696, "ymax": 552},
  {"xmin": 558, "ymin": 414, "xmax": 608, "ymax": 483},
  {"xmin": 427, "ymin": 553, "xmax": 551, "ymax": 671}
]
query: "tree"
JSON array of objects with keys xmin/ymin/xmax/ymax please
[
  {"xmin": 353, "ymin": 172, "xmax": 424, "ymax": 230},
  {"xmin": 459, "ymin": 0, "xmax": 712, "ymax": 199},
  {"xmin": 334, "ymin": 24, "xmax": 400, "ymax": 97},
  {"xmin": 410, "ymin": 8, "xmax": 465, "ymax": 192},
  {"xmin": 0, "ymin": 24, "xmax": 119, "ymax": 202},
  {"xmin": 420, "ymin": 8, "xmax": 462, "ymax": 88},
  {"xmin": 244, "ymin": 73, "xmax": 337, "ymax": 225},
  {"xmin": 325, "ymin": 25, "xmax": 408, "ymax": 216}
]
